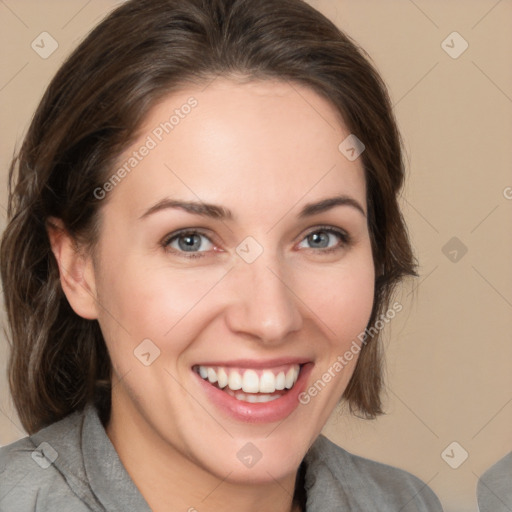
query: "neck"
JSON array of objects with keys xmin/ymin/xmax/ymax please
[{"xmin": 106, "ymin": 396, "xmax": 304, "ymax": 512}]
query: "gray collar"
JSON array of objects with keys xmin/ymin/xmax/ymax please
[
  {"xmin": 29, "ymin": 403, "xmax": 337, "ymax": 511},
  {"xmin": 82, "ymin": 403, "xmax": 152, "ymax": 511}
]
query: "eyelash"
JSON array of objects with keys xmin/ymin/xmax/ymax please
[{"xmin": 161, "ymin": 225, "xmax": 351, "ymax": 260}]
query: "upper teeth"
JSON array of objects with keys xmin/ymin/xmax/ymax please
[{"xmin": 196, "ymin": 365, "xmax": 301, "ymax": 393}]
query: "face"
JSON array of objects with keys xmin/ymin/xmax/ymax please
[{"xmin": 89, "ymin": 78, "xmax": 375, "ymax": 484}]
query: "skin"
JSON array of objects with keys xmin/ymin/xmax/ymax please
[{"xmin": 48, "ymin": 78, "xmax": 375, "ymax": 512}]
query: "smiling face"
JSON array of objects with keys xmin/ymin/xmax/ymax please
[{"xmin": 84, "ymin": 78, "xmax": 375, "ymax": 486}]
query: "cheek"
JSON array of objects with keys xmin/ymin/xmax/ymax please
[
  {"xmin": 299, "ymin": 257, "xmax": 375, "ymax": 346},
  {"xmin": 95, "ymin": 252, "xmax": 224, "ymax": 349}
]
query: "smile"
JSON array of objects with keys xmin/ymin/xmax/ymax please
[{"xmin": 192, "ymin": 364, "xmax": 301, "ymax": 403}]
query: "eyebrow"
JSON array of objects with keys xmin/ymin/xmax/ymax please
[{"xmin": 138, "ymin": 194, "xmax": 366, "ymax": 221}]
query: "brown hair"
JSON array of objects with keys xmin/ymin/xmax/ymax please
[{"xmin": 0, "ymin": 0, "xmax": 416, "ymax": 434}]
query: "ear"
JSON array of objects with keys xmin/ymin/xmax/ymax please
[{"xmin": 46, "ymin": 217, "xmax": 99, "ymax": 320}]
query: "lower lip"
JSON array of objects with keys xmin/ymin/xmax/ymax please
[{"xmin": 193, "ymin": 363, "xmax": 314, "ymax": 424}]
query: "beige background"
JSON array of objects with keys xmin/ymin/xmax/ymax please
[{"xmin": 1, "ymin": 1, "xmax": 511, "ymax": 511}]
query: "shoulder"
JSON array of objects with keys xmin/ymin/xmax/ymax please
[
  {"xmin": 304, "ymin": 434, "xmax": 444, "ymax": 511},
  {"xmin": 477, "ymin": 451, "xmax": 512, "ymax": 511},
  {"xmin": 0, "ymin": 409, "xmax": 91, "ymax": 512}
]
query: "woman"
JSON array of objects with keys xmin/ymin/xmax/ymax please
[{"xmin": 0, "ymin": 0, "xmax": 444, "ymax": 510}]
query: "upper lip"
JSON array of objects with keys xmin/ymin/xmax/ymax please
[{"xmin": 192, "ymin": 357, "xmax": 312, "ymax": 369}]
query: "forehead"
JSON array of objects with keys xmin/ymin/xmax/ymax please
[{"xmin": 106, "ymin": 78, "xmax": 366, "ymax": 220}]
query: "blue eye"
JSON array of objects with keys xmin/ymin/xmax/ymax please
[
  {"xmin": 298, "ymin": 227, "xmax": 350, "ymax": 252},
  {"xmin": 162, "ymin": 226, "xmax": 350, "ymax": 260},
  {"xmin": 163, "ymin": 230, "xmax": 214, "ymax": 259}
]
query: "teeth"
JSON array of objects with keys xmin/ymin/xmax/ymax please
[
  {"xmin": 196, "ymin": 364, "xmax": 301, "ymax": 394},
  {"xmin": 207, "ymin": 368, "xmax": 217, "ymax": 384},
  {"xmin": 260, "ymin": 370, "xmax": 276, "ymax": 393},
  {"xmin": 223, "ymin": 387, "xmax": 282, "ymax": 403},
  {"xmin": 228, "ymin": 370, "xmax": 242, "ymax": 391},
  {"xmin": 217, "ymin": 367, "xmax": 228, "ymax": 389},
  {"xmin": 242, "ymin": 370, "xmax": 259, "ymax": 393},
  {"xmin": 285, "ymin": 367, "xmax": 296, "ymax": 389},
  {"xmin": 275, "ymin": 371, "xmax": 286, "ymax": 390}
]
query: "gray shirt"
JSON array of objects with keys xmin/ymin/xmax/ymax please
[
  {"xmin": 0, "ymin": 403, "xmax": 443, "ymax": 511},
  {"xmin": 477, "ymin": 451, "xmax": 512, "ymax": 512}
]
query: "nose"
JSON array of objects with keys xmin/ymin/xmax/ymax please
[{"xmin": 224, "ymin": 251, "xmax": 303, "ymax": 345}]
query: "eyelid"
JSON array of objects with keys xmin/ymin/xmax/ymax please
[
  {"xmin": 162, "ymin": 227, "xmax": 214, "ymax": 244},
  {"xmin": 161, "ymin": 227, "xmax": 217, "ymax": 252},
  {"xmin": 162, "ymin": 224, "xmax": 351, "ymax": 259},
  {"xmin": 294, "ymin": 225, "xmax": 351, "ymax": 255},
  {"xmin": 299, "ymin": 224, "xmax": 350, "ymax": 244}
]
